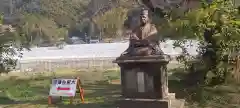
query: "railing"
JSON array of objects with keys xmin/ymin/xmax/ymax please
[{"xmin": 17, "ymin": 57, "xmax": 118, "ymax": 73}]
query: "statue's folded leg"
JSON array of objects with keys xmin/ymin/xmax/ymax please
[
  {"xmin": 121, "ymin": 46, "xmax": 132, "ymax": 56},
  {"xmin": 151, "ymin": 45, "xmax": 164, "ymax": 55},
  {"xmin": 121, "ymin": 51, "xmax": 128, "ymax": 56}
]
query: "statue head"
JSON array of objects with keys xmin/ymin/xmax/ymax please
[{"xmin": 140, "ymin": 8, "xmax": 150, "ymax": 25}]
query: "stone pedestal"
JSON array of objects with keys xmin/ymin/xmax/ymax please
[{"xmin": 113, "ymin": 55, "xmax": 184, "ymax": 108}]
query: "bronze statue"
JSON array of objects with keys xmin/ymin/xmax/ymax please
[{"xmin": 121, "ymin": 8, "xmax": 163, "ymax": 56}]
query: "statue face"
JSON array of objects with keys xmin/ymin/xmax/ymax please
[{"xmin": 140, "ymin": 14, "xmax": 149, "ymax": 25}]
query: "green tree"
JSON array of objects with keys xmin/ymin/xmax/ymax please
[
  {"xmin": 159, "ymin": 0, "xmax": 240, "ymax": 85},
  {"xmin": 0, "ymin": 15, "xmax": 29, "ymax": 73},
  {"xmin": 9, "ymin": 0, "xmax": 90, "ymax": 45},
  {"xmin": 39, "ymin": 0, "xmax": 90, "ymax": 27},
  {"xmin": 20, "ymin": 14, "xmax": 67, "ymax": 46},
  {"xmin": 93, "ymin": 7, "xmax": 128, "ymax": 38}
]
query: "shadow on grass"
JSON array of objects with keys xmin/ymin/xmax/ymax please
[
  {"xmin": 168, "ymin": 67, "xmax": 208, "ymax": 104},
  {"xmin": 168, "ymin": 67, "xmax": 240, "ymax": 108},
  {"xmin": 52, "ymin": 83, "xmax": 120, "ymax": 108},
  {"xmin": 0, "ymin": 97, "xmax": 16, "ymax": 104},
  {"xmin": 51, "ymin": 103, "xmax": 115, "ymax": 108},
  {"xmin": 0, "ymin": 76, "xmax": 120, "ymax": 108}
]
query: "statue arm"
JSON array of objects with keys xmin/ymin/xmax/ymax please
[
  {"xmin": 146, "ymin": 25, "xmax": 158, "ymax": 41},
  {"xmin": 148, "ymin": 25, "xmax": 158, "ymax": 36}
]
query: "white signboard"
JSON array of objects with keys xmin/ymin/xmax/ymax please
[{"xmin": 49, "ymin": 79, "xmax": 78, "ymax": 97}]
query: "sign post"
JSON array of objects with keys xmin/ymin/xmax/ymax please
[{"xmin": 48, "ymin": 77, "xmax": 84, "ymax": 105}]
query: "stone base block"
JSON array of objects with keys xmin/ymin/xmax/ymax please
[
  {"xmin": 171, "ymin": 99, "xmax": 185, "ymax": 108},
  {"xmin": 118, "ymin": 98, "xmax": 184, "ymax": 108}
]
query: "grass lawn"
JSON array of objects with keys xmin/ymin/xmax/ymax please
[
  {"xmin": 169, "ymin": 67, "xmax": 240, "ymax": 108},
  {"xmin": 1, "ymin": 66, "xmax": 240, "ymax": 108},
  {"xmin": 0, "ymin": 68, "xmax": 121, "ymax": 108}
]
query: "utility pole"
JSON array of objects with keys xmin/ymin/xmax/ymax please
[
  {"xmin": 99, "ymin": 28, "xmax": 102, "ymax": 41},
  {"xmin": 84, "ymin": 33, "xmax": 88, "ymax": 43},
  {"xmin": 89, "ymin": 19, "xmax": 94, "ymax": 41},
  {"xmin": 9, "ymin": 0, "xmax": 13, "ymax": 15}
]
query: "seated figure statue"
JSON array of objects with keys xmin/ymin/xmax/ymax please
[{"xmin": 121, "ymin": 8, "xmax": 164, "ymax": 56}]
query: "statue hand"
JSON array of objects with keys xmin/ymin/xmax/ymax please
[{"xmin": 130, "ymin": 34, "xmax": 139, "ymax": 40}]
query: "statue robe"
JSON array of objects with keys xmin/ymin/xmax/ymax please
[{"xmin": 122, "ymin": 23, "xmax": 163, "ymax": 56}]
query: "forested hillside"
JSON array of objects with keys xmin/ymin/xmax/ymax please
[{"xmin": 0, "ymin": 0, "xmax": 142, "ymax": 46}]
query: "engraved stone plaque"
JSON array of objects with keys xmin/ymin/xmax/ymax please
[
  {"xmin": 125, "ymin": 70, "xmax": 137, "ymax": 92},
  {"xmin": 137, "ymin": 71, "xmax": 145, "ymax": 92},
  {"xmin": 145, "ymin": 73, "xmax": 154, "ymax": 92}
]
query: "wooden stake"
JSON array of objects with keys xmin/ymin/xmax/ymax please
[
  {"xmin": 48, "ymin": 96, "xmax": 52, "ymax": 105},
  {"xmin": 77, "ymin": 77, "xmax": 85, "ymax": 103}
]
